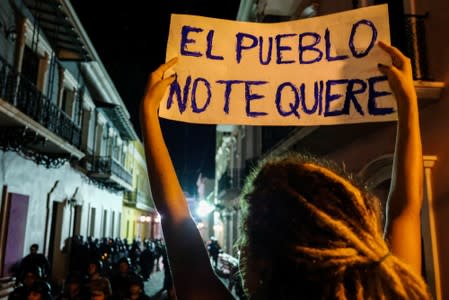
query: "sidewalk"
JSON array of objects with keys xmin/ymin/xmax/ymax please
[
  {"xmin": 144, "ymin": 270, "xmax": 166, "ymax": 299},
  {"xmin": 143, "ymin": 269, "xmax": 241, "ymax": 299}
]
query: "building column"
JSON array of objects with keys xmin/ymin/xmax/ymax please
[
  {"xmin": 421, "ymin": 156, "xmax": 441, "ymax": 300},
  {"xmin": 223, "ymin": 210, "xmax": 233, "ymax": 254},
  {"xmin": 94, "ymin": 116, "xmax": 105, "ymax": 156}
]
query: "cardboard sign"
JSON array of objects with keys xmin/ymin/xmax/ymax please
[{"xmin": 161, "ymin": 4, "xmax": 394, "ymax": 126}]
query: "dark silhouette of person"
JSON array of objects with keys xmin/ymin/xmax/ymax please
[
  {"xmin": 109, "ymin": 257, "xmax": 136, "ymax": 299},
  {"xmin": 124, "ymin": 274, "xmax": 151, "ymax": 300},
  {"xmin": 207, "ymin": 237, "xmax": 221, "ymax": 269},
  {"xmin": 139, "ymin": 242, "xmax": 154, "ymax": 281},
  {"xmin": 26, "ymin": 279, "xmax": 52, "ymax": 300},
  {"xmin": 55, "ymin": 272, "xmax": 87, "ymax": 300},
  {"xmin": 18, "ymin": 244, "xmax": 50, "ymax": 280},
  {"xmin": 9, "ymin": 265, "xmax": 43, "ymax": 300}
]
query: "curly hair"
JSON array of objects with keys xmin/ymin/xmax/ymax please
[{"xmin": 237, "ymin": 152, "xmax": 430, "ymax": 299}]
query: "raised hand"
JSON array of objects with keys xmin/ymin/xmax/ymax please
[
  {"xmin": 141, "ymin": 57, "xmax": 178, "ymax": 114},
  {"xmin": 377, "ymin": 41, "xmax": 417, "ymax": 110}
]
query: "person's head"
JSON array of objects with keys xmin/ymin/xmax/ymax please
[
  {"xmin": 128, "ymin": 274, "xmax": 145, "ymax": 296},
  {"xmin": 64, "ymin": 272, "xmax": 84, "ymax": 297},
  {"xmin": 237, "ymin": 152, "xmax": 429, "ymax": 299},
  {"xmin": 21, "ymin": 265, "xmax": 42, "ymax": 287},
  {"xmin": 89, "ymin": 278, "xmax": 111, "ymax": 300},
  {"xmin": 30, "ymin": 244, "xmax": 39, "ymax": 254},
  {"xmin": 27, "ymin": 280, "xmax": 52, "ymax": 300},
  {"xmin": 118, "ymin": 257, "xmax": 130, "ymax": 274},
  {"xmin": 87, "ymin": 258, "xmax": 103, "ymax": 276}
]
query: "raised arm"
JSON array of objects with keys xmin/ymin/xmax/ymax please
[
  {"xmin": 378, "ymin": 41, "xmax": 423, "ymax": 275},
  {"xmin": 139, "ymin": 58, "xmax": 234, "ymax": 300}
]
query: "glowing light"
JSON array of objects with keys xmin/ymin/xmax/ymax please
[{"xmin": 196, "ymin": 200, "xmax": 214, "ymax": 217}]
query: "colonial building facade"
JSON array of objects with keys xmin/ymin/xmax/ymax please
[{"xmin": 0, "ymin": 0, "xmax": 154, "ymax": 284}]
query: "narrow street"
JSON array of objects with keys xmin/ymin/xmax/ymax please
[
  {"xmin": 144, "ymin": 270, "xmax": 166, "ymax": 299},
  {"xmin": 143, "ymin": 269, "xmax": 240, "ymax": 299}
]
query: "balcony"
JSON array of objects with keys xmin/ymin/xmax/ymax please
[
  {"xmin": 217, "ymin": 168, "xmax": 244, "ymax": 202},
  {"xmin": 0, "ymin": 56, "xmax": 84, "ymax": 167},
  {"xmin": 86, "ymin": 155, "xmax": 133, "ymax": 191},
  {"xmin": 124, "ymin": 191, "xmax": 137, "ymax": 206},
  {"xmin": 124, "ymin": 190, "xmax": 153, "ymax": 211}
]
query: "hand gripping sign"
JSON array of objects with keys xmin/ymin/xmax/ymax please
[{"xmin": 160, "ymin": 4, "xmax": 394, "ymax": 126}]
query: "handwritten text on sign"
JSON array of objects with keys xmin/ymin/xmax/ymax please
[{"xmin": 161, "ymin": 4, "xmax": 394, "ymax": 125}]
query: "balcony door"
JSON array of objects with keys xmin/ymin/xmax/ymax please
[{"xmin": 21, "ymin": 46, "xmax": 39, "ymax": 87}]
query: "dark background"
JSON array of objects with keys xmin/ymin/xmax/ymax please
[{"xmin": 71, "ymin": 1, "xmax": 241, "ymax": 194}]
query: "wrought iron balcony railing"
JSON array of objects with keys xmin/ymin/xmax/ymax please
[
  {"xmin": 0, "ymin": 56, "xmax": 81, "ymax": 148},
  {"xmin": 136, "ymin": 191, "xmax": 148, "ymax": 204},
  {"xmin": 87, "ymin": 155, "xmax": 132, "ymax": 186},
  {"xmin": 124, "ymin": 190, "xmax": 150, "ymax": 207},
  {"xmin": 124, "ymin": 191, "xmax": 137, "ymax": 204}
]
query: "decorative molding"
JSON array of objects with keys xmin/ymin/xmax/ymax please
[{"xmin": 0, "ymin": 127, "xmax": 71, "ymax": 168}]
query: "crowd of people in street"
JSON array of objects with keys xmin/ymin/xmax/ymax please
[{"xmin": 8, "ymin": 237, "xmax": 174, "ymax": 300}]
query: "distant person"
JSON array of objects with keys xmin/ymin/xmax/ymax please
[
  {"xmin": 19, "ymin": 244, "xmax": 50, "ymax": 280},
  {"xmin": 109, "ymin": 257, "xmax": 136, "ymax": 299},
  {"xmin": 124, "ymin": 274, "xmax": 151, "ymax": 300},
  {"xmin": 86, "ymin": 259, "xmax": 105, "ymax": 281},
  {"xmin": 139, "ymin": 41, "xmax": 431, "ymax": 298},
  {"xmin": 89, "ymin": 278, "xmax": 112, "ymax": 300},
  {"xmin": 207, "ymin": 237, "xmax": 221, "ymax": 269},
  {"xmin": 9, "ymin": 265, "xmax": 43, "ymax": 300},
  {"xmin": 55, "ymin": 272, "xmax": 87, "ymax": 300},
  {"xmin": 26, "ymin": 280, "xmax": 52, "ymax": 300},
  {"xmin": 139, "ymin": 241, "xmax": 155, "ymax": 281}
]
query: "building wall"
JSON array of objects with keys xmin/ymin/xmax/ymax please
[
  {"xmin": 121, "ymin": 206, "xmax": 139, "ymax": 240},
  {"xmin": 0, "ymin": 150, "xmax": 122, "ymax": 281},
  {"xmin": 420, "ymin": 0, "xmax": 449, "ymax": 296},
  {"xmin": 0, "ymin": 1, "xmax": 15, "ymax": 62}
]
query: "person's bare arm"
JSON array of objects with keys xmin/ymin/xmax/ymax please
[
  {"xmin": 140, "ymin": 59, "xmax": 234, "ymax": 299},
  {"xmin": 378, "ymin": 41, "xmax": 423, "ymax": 275}
]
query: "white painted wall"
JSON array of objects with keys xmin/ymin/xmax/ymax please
[{"xmin": 0, "ymin": 150, "xmax": 123, "ymax": 260}]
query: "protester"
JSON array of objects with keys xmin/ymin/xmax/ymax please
[
  {"xmin": 25, "ymin": 280, "xmax": 52, "ymax": 300},
  {"xmin": 139, "ymin": 41, "xmax": 431, "ymax": 299},
  {"xmin": 18, "ymin": 244, "xmax": 50, "ymax": 280},
  {"xmin": 207, "ymin": 237, "xmax": 222, "ymax": 269},
  {"xmin": 124, "ymin": 274, "xmax": 151, "ymax": 300},
  {"xmin": 139, "ymin": 241, "xmax": 155, "ymax": 281},
  {"xmin": 9, "ymin": 265, "xmax": 43, "ymax": 300},
  {"xmin": 109, "ymin": 257, "xmax": 137, "ymax": 299},
  {"xmin": 89, "ymin": 278, "xmax": 112, "ymax": 300},
  {"xmin": 55, "ymin": 272, "xmax": 87, "ymax": 300}
]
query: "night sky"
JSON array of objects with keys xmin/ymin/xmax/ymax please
[{"xmin": 71, "ymin": 1, "xmax": 240, "ymax": 194}]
